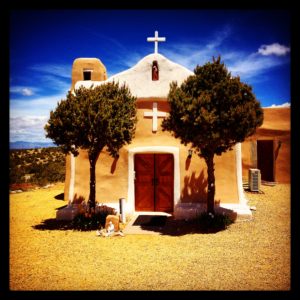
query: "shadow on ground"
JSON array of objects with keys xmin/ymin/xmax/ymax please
[
  {"xmin": 33, "ymin": 207, "xmax": 231, "ymax": 234},
  {"xmin": 33, "ymin": 216, "xmax": 229, "ymax": 235},
  {"xmin": 33, "ymin": 204, "xmax": 78, "ymax": 231},
  {"xmin": 133, "ymin": 216, "xmax": 230, "ymax": 236},
  {"xmin": 55, "ymin": 204, "xmax": 68, "ymax": 210},
  {"xmin": 133, "ymin": 215, "xmax": 168, "ymax": 227},
  {"xmin": 54, "ymin": 193, "xmax": 64, "ymax": 200},
  {"xmin": 32, "ymin": 218, "xmax": 74, "ymax": 231}
]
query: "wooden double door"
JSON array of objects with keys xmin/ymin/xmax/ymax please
[{"xmin": 134, "ymin": 153, "xmax": 174, "ymax": 212}]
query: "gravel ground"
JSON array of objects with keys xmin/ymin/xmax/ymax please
[{"xmin": 9, "ymin": 183, "xmax": 290, "ymax": 290}]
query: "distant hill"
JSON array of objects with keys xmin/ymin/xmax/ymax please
[{"xmin": 10, "ymin": 141, "xmax": 57, "ymax": 150}]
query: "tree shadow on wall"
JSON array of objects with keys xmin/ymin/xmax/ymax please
[
  {"xmin": 181, "ymin": 170, "xmax": 207, "ymax": 203},
  {"xmin": 274, "ymin": 140, "xmax": 282, "ymax": 161},
  {"xmin": 110, "ymin": 156, "xmax": 119, "ymax": 174},
  {"xmin": 185, "ymin": 157, "xmax": 191, "ymax": 170}
]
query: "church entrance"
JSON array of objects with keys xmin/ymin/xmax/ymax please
[
  {"xmin": 134, "ymin": 153, "xmax": 174, "ymax": 212},
  {"xmin": 257, "ymin": 140, "xmax": 275, "ymax": 182}
]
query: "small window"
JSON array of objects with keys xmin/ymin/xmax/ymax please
[
  {"xmin": 152, "ymin": 61, "xmax": 159, "ymax": 81},
  {"xmin": 83, "ymin": 71, "xmax": 91, "ymax": 81}
]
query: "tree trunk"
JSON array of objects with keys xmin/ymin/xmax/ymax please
[
  {"xmin": 205, "ymin": 153, "xmax": 215, "ymax": 214},
  {"xmin": 88, "ymin": 152, "xmax": 100, "ymax": 212}
]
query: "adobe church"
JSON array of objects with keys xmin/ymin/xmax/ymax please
[{"xmin": 59, "ymin": 31, "xmax": 290, "ymax": 221}]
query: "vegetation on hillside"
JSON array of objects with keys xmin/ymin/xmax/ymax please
[{"xmin": 9, "ymin": 147, "xmax": 65, "ymax": 188}]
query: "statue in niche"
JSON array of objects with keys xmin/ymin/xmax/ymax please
[{"xmin": 152, "ymin": 61, "xmax": 159, "ymax": 81}]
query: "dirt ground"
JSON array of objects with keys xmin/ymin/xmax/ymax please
[{"xmin": 9, "ymin": 182, "xmax": 290, "ymax": 290}]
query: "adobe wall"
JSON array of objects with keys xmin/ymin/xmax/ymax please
[
  {"xmin": 241, "ymin": 107, "xmax": 290, "ymax": 183},
  {"xmin": 65, "ymin": 98, "xmax": 239, "ymax": 205}
]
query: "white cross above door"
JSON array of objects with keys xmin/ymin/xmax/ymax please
[{"xmin": 144, "ymin": 102, "xmax": 167, "ymax": 132}]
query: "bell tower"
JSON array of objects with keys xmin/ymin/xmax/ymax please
[{"xmin": 71, "ymin": 58, "xmax": 107, "ymax": 90}]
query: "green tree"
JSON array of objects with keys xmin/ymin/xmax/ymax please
[
  {"xmin": 45, "ymin": 82, "xmax": 137, "ymax": 210},
  {"xmin": 162, "ymin": 56, "xmax": 263, "ymax": 214}
]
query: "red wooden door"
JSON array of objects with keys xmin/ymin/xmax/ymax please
[
  {"xmin": 134, "ymin": 154, "xmax": 155, "ymax": 211},
  {"xmin": 155, "ymin": 154, "xmax": 174, "ymax": 212},
  {"xmin": 134, "ymin": 154, "xmax": 174, "ymax": 212}
]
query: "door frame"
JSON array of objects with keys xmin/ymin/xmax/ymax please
[{"xmin": 128, "ymin": 146, "xmax": 180, "ymax": 213}]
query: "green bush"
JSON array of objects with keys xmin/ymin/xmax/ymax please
[{"xmin": 197, "ymin": 212, "xmax": 234, "ymax": 232}]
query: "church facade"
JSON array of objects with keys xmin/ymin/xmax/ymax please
[{"xmin": 61, "ymin": 32, "xmax": 253, "ymax": 221}]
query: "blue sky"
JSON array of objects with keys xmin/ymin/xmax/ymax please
[{"xmin": 10, "ymin": 9, "xmax": 291, "ymax": 143}]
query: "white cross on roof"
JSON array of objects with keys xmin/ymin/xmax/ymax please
[{"xmin": 147, "ymin": 31, "xmax": 166, "ymax": 54}]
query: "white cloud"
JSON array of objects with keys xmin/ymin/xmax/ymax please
[
  {"xmin": 106, "ymin": 52, "xmax": 144, "ymax": 77},
  {"xmin": 162, "ymin": 44, "xmax": 288, "ymax": 81},
  {"xmin": 10, "ymin": 93, "xmax": 67, "ymax": 118},
  {"xmin": 206, "ymin": 25, "xmax": 232, "ymax": 49},
  {"xmin": 162, "ymin": 43, "xmax": 221, "ymax": 72},
  {"xmin": 267, "ymin": 102, "xmax": 290, "ymax": 108},
  {"xmin": 258, "ymin": 43, "xmax": 290, "ymax": 56},
  {"xmin": 150, "ymin": 27, "xmax": 290, "ymax": 82},
  {"xmin": 10, "ymin": 115, "xmax": 50, "ymax": 142},
  {"xmin": 30, "ymin": 63, "xmax": 72, "ymax": 78},
  {"xmin": 227, "ymin": 53, "xmax": 285, "ymax": 79},
  {"xmin": 9, "ymin": 64, "xmax": 71, "ymax": 142},
  {"xmin": 22, "ymin": 88, "xmax": 34, "ymax": 96},
  {"xmin": 10, "ymin": 86, "xmax": 36, "ymax": 96},
  {"xmin": 10, "ymin": 93, "xmax": 69, "ymax": 142},
  {"xmin": 158, "ymin": 26, "xmax": 232, "ymax": 71},
  {"xmin": 105, "ymin": 26, "xmax": 233, "ymax": 76},
  {"xmin": 40, "ymin": 74, "xmax": 70, "ymax": 91}
]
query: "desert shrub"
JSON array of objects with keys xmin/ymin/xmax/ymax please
[
  {"xmin": 197, "ymin": 212, "xmax": 234, "ymax": 232},
  {"xmin": 10, "ymin": 183, "xmax": 36, "ymax": 191},
  {"xmin": 71, "ymin": 204, "xmax": 117, "ymax": 231},
  {"xmin": 35, "ymin": 177, "xmax": 49, "ymax": 187},
  {"xmin": 10, "ymin": 147, "xmax": 65, "ymax": 187},
  {"xmin": 9, "ymin": 159, "xmax": 26, "ymax": 184}
]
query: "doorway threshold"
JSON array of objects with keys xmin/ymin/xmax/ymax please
[
  {"xmin": 133, "ymin": 211, "xmax": 172, "ymax": 216},
  {"xmin": 122, "ymin": 212, "xmax": 173, "ymax": 235}
]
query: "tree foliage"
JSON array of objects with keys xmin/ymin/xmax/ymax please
[
  {"xmin": 45, "ymin": 82, "xmax": 137, "ymax": 158},
  {"xmin": 45, "ymin": 82, "xmax": 137, "ymax": 209},
  {"xmin": 162, "ymin": 56, "xmax": 263, "ymax": 213}
]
